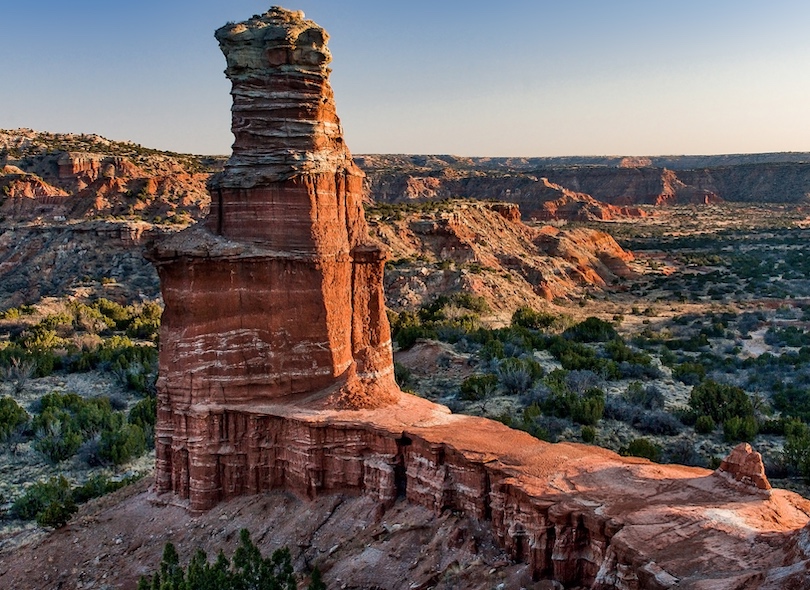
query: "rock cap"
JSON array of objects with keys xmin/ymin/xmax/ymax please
[
  {"xmin": 717, "ymin": 442, "xmax": 771, "ymax": 491},
  {"xmin": 211, "ymin": 6, "xmax": 358, "ymax": 189}
]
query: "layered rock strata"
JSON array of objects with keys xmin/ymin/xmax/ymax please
[
  {"xmin": 145, "ymin": 8, "xmax": 810, "ymax": 588},
  {"xmin": 147, "ymin": 8, "xmax": 398, "ymax": 509},
  {"xmin": 151, "ymin": 393, "xmax": 810, "ymax": 588}
]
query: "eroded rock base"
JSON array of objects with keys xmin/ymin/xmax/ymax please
[{"xmin": 155, "ymin": 394, "xmax": 810, "ymax": 589}]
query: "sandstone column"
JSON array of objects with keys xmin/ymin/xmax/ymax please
[{"xmin": 147, "ymin": 7, "xmax": 399, "ymax": 509}]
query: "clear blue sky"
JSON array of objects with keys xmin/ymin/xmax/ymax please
[{"xmin": 2, "ymin": 1, "xmax": 809, "ymax": 157}]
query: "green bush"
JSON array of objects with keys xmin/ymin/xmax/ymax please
[
  {"xmin": 497, "ymin": 357, "xmax": 543, "ymax": 395},
  {"xmin": 563, "ymin": 317, "xmax": 618, "ymax": 343},
  {"xmin": 73, "ymin": 474, "xmax": 135, "ymax": 503},
  {"xmin": 605, "ymin": 339, "xmax": 651, "ymax": 366},
  {"xmin": 29, "ymin": 392, "xmax": 146, "ymax": 463},
  {"xmin": 571, "ymin": 388, "xmax": 606, "ymax": 426},
  {"xmin": 98, "ymin": 423, "xmax": 146, "ymax": 466},
  {"xmin": 622, "ymin": 438, "xmax": 661, "ymax": 462},
  {"xmin": 688, "ymin": 380, "xmax": 754, "ymax": 424},
  {"xmin": 581, "ymin": 425, "xmax": 596, "ymax": 443},
  {"xmin": 695, "ymin": 414, "xmax": 716, "ymax": 434},
  {"xmin": 784, "ymin": 420, "xmax": 810, "ymax": 480},
  {"xmin": 393, "ymin": 362, "xmax": 412, "ymax": 388},
  {"xmin": 672, "ymin": 362, "xmax": 706, "ymax": 385},
  {"xmin": 0, "ymin": 396, "xmax": 28, "ymax": 440},
  {"xmin": 511, "ymin": 306, "xmax": 556, "ymax": 330},
  {"xmin": 722, "ymin": 415, "xmax": 758, "ymax": 443},
  {"xmin": 138, "ymin": 529, "xmax": 323, "ymax": 590},
  {"xmin": 33, "ymin": 417, "xmax": 84, "ymax": 463},
  {"xmin": 538, "ymin": 381, "xmax": 605, "ymax": 426},
  {"xmin": 11, "ymin": 476, "xmax": 76, "ymax": 527},
  {"xmin": 459, "ymin": 374, "xmax": 498, "ymax": 402}
]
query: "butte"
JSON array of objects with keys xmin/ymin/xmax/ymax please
[{"xmin": 145, "ymin": 7, "xmax": 810, "ymax": 588}]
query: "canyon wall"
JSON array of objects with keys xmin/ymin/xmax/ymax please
[{"xmin": 357, "ymin": 155, "xmax": 810, "ymax": 212}]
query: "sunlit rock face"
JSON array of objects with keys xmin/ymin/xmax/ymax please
[
  {"xmin": 147, "ymin": 7, "xmax": 399, "ymax": 510},
  {"xmin": 142, "ymin": 9, "xmax": 810, "ymax": 589}
]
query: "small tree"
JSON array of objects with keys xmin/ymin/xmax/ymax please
[
  {"xmin": 459, "ymin": 374, "xmax": 498, "ymax": 412},
  {"xmin": 0, "ymin": 396, "xmax": 28, "ymax": 440},
  {"xmin": 689, "ymin": 380, "xmax": 754, "ymax": 424}
]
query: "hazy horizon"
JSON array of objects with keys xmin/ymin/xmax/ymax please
[{"xmin": 3, "ymin": 1, "xmax": 809, "ymax": 158}]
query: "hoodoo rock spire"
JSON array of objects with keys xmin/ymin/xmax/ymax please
[{"xmin": 147, "ymin": 7, "xmax": 398, "ymax": 509}]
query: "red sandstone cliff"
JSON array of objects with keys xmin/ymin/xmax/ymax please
[
  {"xmin": 368, "ymin": 200, "xmax": 634, "ymax": 310},
  {"xmin": 0, "ymin": 129, "xmax": 212, "ymax": 223}
]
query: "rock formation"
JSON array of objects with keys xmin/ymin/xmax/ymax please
[
  {"xmin": 358, "ymin": 154, "xmax": 810, "ymax": 209},
  {"xmin": 140, "ymin": 7, "xmax": 810, "ymax": 589},
  {"xmin": 367, "ymin": 200, "xmax": 635, "ymax": 310},
  {"xmin": 147, "ymin": 7, "xmax": 399, "ymax": 510},
  {"xmin": 718, "ymin": 442, "xmax": 772, "ymax": 490}
]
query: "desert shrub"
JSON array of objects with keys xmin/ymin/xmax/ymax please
[
  {"xmin": 459, "ymin": 373, "xmax": 498, "ymax": 405},
  {"xmin": 565, "ymin": 370, "xmax": 600, "ymax": 394},
  {"xmin": 498, "ymin": 361, "xmax": 532, "ymax": 395},
  {"xmin": 450, "ymin": 292, "xmax": 490, "ymax": 314},
  {"xmin": 722, "ymin": 415, "xmax": 758, "ymax": 443},
  {"xmin": 92, "ymin": 298, "xmax": 131, "ymax": 329},
  {"xmin": 688, "ymin": 380, "xmax": 754, "ymax": 424},
  {"xmin": 604, "ymin": 397, "xmax": 680, "ymax": 435},
  {"xmin": 765, "ymin": 326, "xmax": 810, "ymax": 348},
  {"xmin": 536, "ymin": 380, "xmax": 605, "ymax": 427},
  {"xmin": 624, "ymin": 382, "xmax": 665, "ymax": 410},
  {"xmin": 695, "ymin": 414, "xmax": 716, "ymax": 434},
  {"xmin": 33, "ymin": 418, "xmax": 84, "ymax": 463},
  {"xmin": 773, "ymin": 387, "xmax": 810, "ymax": 422},
  {"xmin": 33, "ymin": 392, "xmax": 118, "ymax": 435},
  {"xmin": 391, "ymin": 320, "xmax": 436, "ymax": 350},
  {"xmin": 97, "ymin": 423, "xmax": 146, "ymax": 466},
  {"xmin": 137, "ymin": 529, "xmax": 321, "ymax": 590},
  {"xmin": 617, "ymin": 361, "xmax": 663, "ymax": 380},
  {"xmin": 758, "ymin": 417, "xmax": 787, "ymax": 436},
  {"xmin": 497, "ymin": 357, "xmax": 543, "ymax": 395},
  {"xmin": 0, "ymin": 355, "xmax": 36, "ymax": 392},
  {"xmin": 73, "ymin": 474, "xmax": 136, "ymax": 503},
  {"xmin": 125, "ymin": 301, "xmax": 162, "ymax": 341},
  {"xmin": 11, "ymin": 476, "xmax": 76, "ymax": 527},
  {"xmin": 30, "ymin": 392, "xmax": 146, "ymax": 463},
  {"xmin": 563, "ymin": 317, "xmax": 618, "ymax": 343},
  {"xmin": 783, "ymin": 420, "xmax": 810, "ymax": 480},
  {"xmin": 129, "ymin": 395, "xmax": 157, "ymax": 429},
  {"xmin": 0, "ymin": 346, "xmax": 57, "ymax": 379},
  {"xmin": 634, "ymin": 410, "xmax": 683, "ymax": 436},
  {"xmin": 581, "ymin": 425, "xmax": 596, "ymax": 443},
  {"xmin": 0, "ymin": 396, "xmax": 28, "ymax": 440},
  {"xmin": 16, "ymin": 324, "xmax": 68, "ymax": 351},
  {"xmin": 603, "ymin": 397, "xmax": 640, "ymax": 423},
  {"xmin": 622, "ymin": 438, "xmax": 661, "ymax": 462},
  {"xmin": 511, "ymin": 306, "xmax": 556, "ymax": 330},
  {"xmin": 547, "ymin": 337, "xmax": 620, "ymax": 378},
  {"xmin": 481, "ymin": 338, "xmax": 505, "ymax": 360},
  {"xmin": 672, "ymin": 362, "xmax": 706, "ymax": 385},
  {"xmin": 605, "ymin": 339, "xmax": 652, "ymax": 366},
  {"xmin": 571, "ymin": 388, "xmax": 606, "ymax": 426},
  {"xmin": 527, "ymin": 415, "xmax": 570, "ymax": 442}
]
